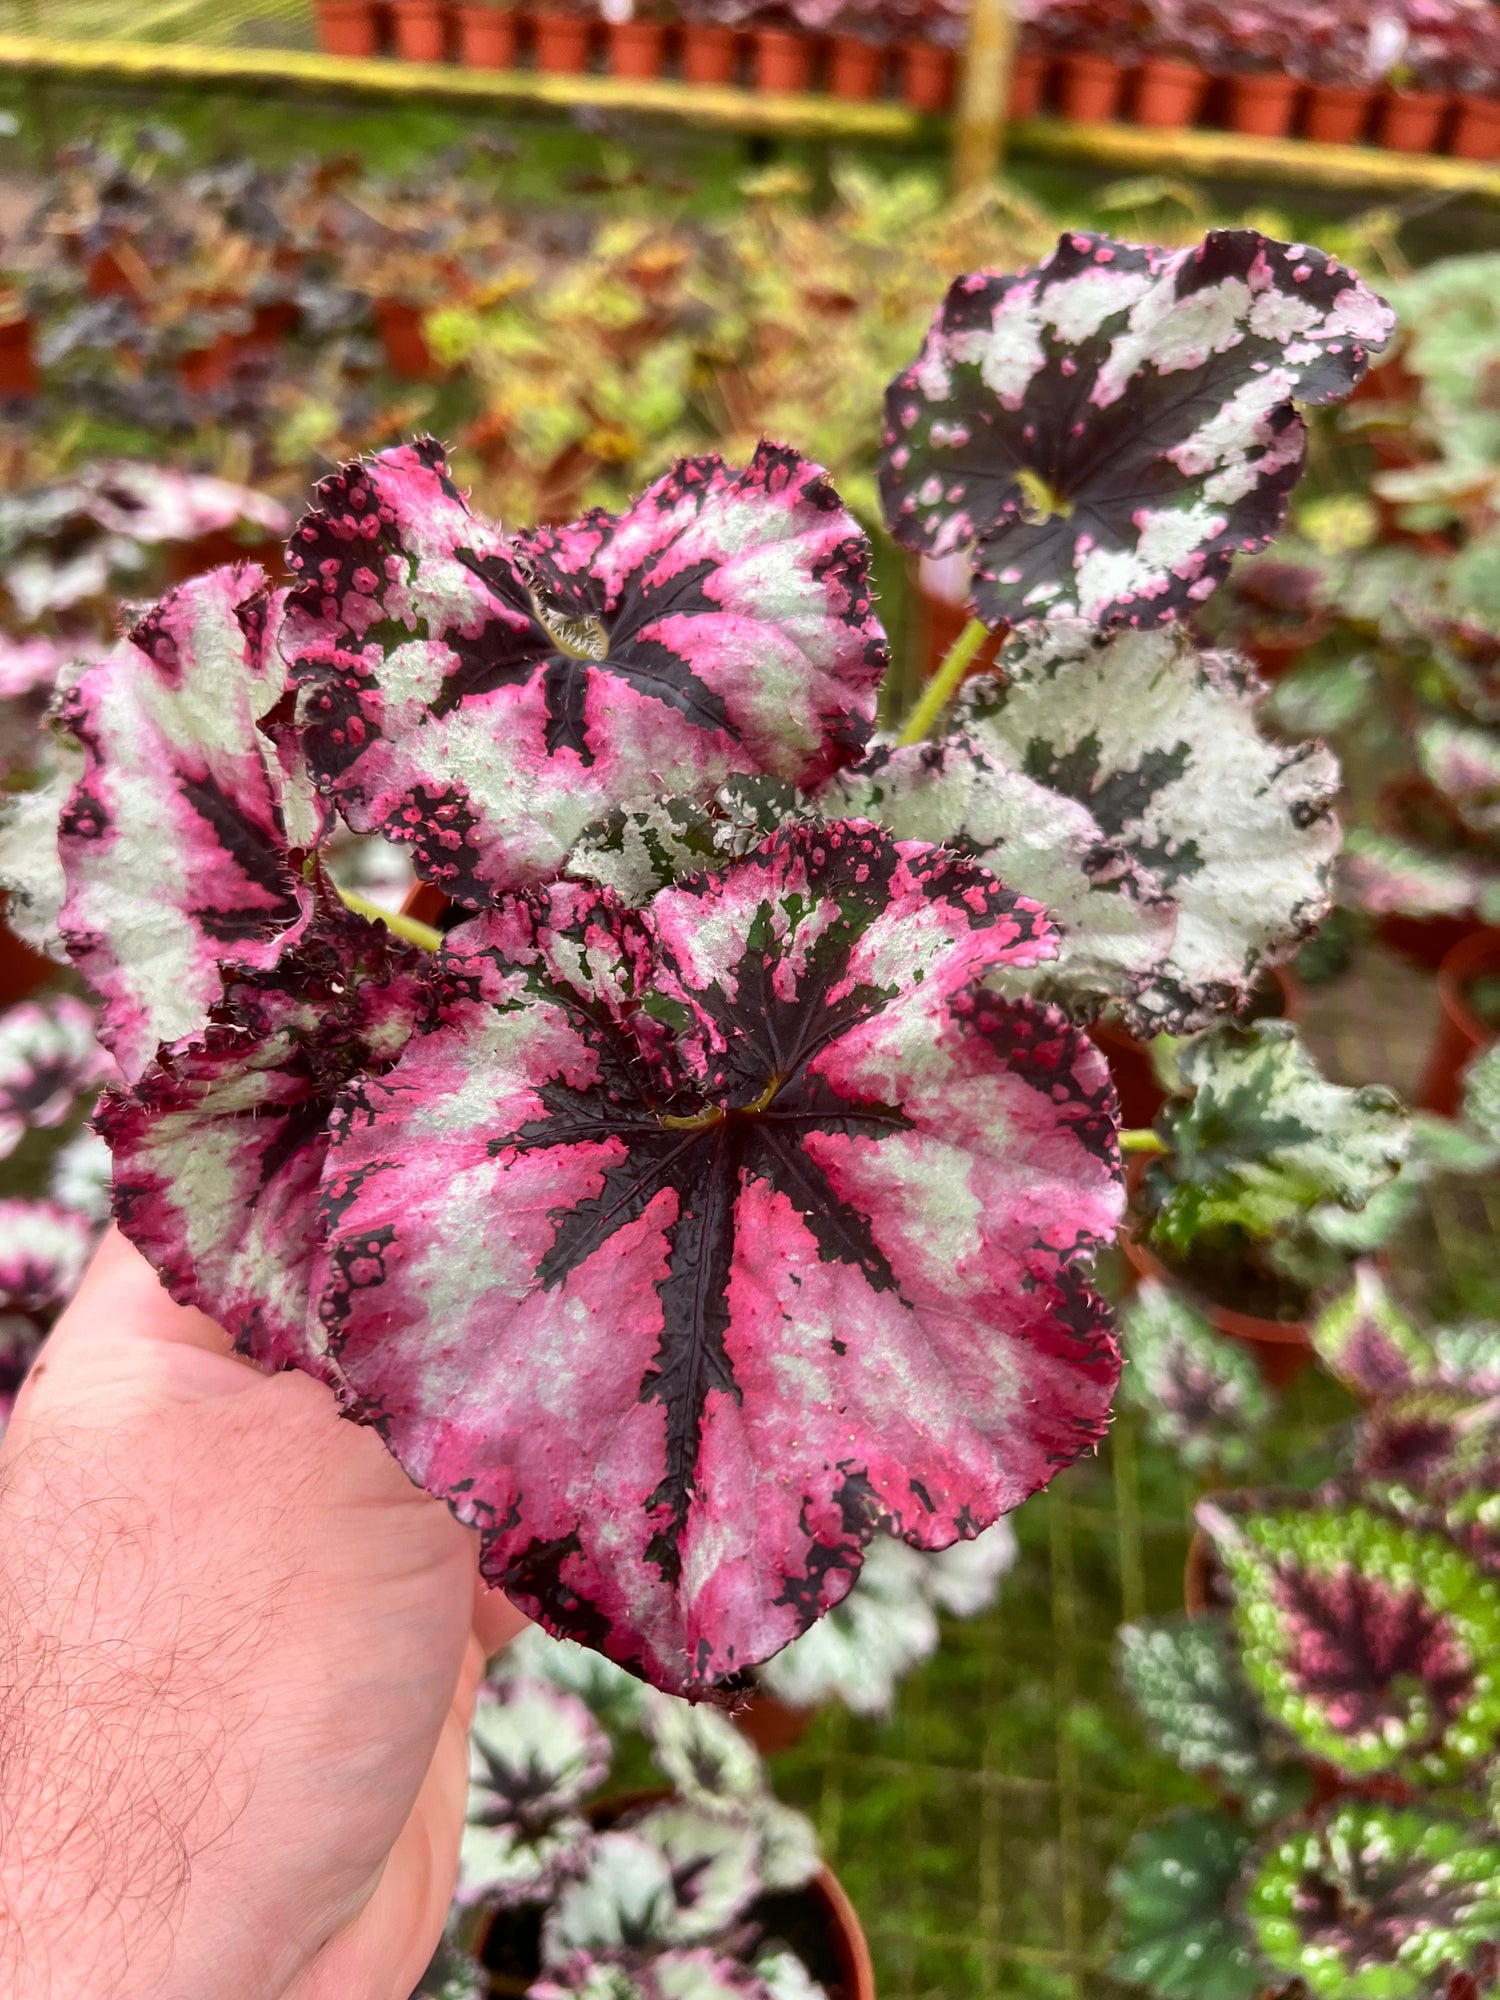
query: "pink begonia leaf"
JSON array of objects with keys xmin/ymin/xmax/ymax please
[
  {"xmin": 57, "ymin": 564, "xmax": 321, "ymax": 1083},
  {"xmin": 0, "ymin": 993, "xmax": 111, "ymax": 1159},
  {"xmin": 0, "ymin": 1199, "xmax": 95, "ymax": 1314},
  {"xmin": 879, "ymin": 230, "xmax": 1395, "ymax": 628},
  {"xmin": 97, "ymin": 902, "xmax": 429, "ymax": 1376},
  {"xmin": 315, "ymin": 822, "xmax": 1122, "ymax": 1695},
  {"xmin": 283, "ymin": 439, "xmax": 886, "ymax": 906}
]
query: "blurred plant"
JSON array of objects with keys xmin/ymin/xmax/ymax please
[{"xmin": 1118, "ymin": 1280, "xmax": 1275, "ymax": 1475}]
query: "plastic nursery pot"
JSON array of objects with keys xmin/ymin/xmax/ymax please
[
  {"xmin": 1301, "ymin": 81, "xmax": 1374, "ymax": 145},
  {"xmin": 1056, "ymin": 50, "xmax": 1126, "ymax": 121},
  {"xmin": 1120, "ymin": 1217, "xmax": 1313, "ymax": 1391},
  {"xmin": 391, "ymin": 0, "xmax": 450, "ymax": 59},
  {"xmin": 752, "ymin": 28, "xmax": 812, "ymax": 92},
  {"xmin": 1451, "ymin": 94, "xmax": 1500, "ymax": 161},
  {"xmin": 457, "ymin": 3, "xmax": 517, "ymax": 65},
  {"xmin": 609, "ymin": 18, "xmax": 665, "ymax": 77},
  {"xmin": 680, "ymin": 21, "xmax": 737, "ymax": 82},
  {"xmin": 1009, "ymin": 47, "xmax": 1046, "ymax": 115},
  {"xmin": 1133, "ymin": 56, "xmax": 1207, "ymax": 128},
  {"xmin": 1417, "ymin": 927, "xmax": 1500, "ymax": 1116},
  {"xmin": 732, "ymin": 1690, "xmax": 819, "ymax": 1755},
  {"xmin": 901, "ymin": 41, "xmax": 955, "ymax": 112},
  {"xmin": 316, "ymin": 0, "xmax": 383, "ymax": 54},
  {"xmin": 1225, "ymin": 70, "xmax": 1302, "ymax": 138},
  {"xmin": 532, "ymin": 8, "xmax": 592, "ymax": 70},
  {"xmin": 1375, "ymin": 88, "xmax": 1451, "ymax": 153},
  {"xmin": 0, "ymin": 314, "xmax": 39, "ymax": 400},
  {"xmin": 828, "ymin": 34, "xmax": 884, "ymax": 98}
]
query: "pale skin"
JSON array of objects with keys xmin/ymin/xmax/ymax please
[{"xmin": 0, "ymin": 1228, "xmax": 528, "ymax": 2000}]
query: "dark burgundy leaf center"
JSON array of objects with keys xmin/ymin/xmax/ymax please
[
  {"xmin": 446, "ymin": 545, "xmax": 734, "ymax": 766},
  {"xmin": 1293, "ymin": 1847, "xmax": 1477, "ymax": 1965},
  {"xmin": 1279, "ymin": 1564, "xmax": 1474, "ymax": 1744}
]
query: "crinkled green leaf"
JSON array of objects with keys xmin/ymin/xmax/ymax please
[
  {"xmin": 1117, "ymin": 1614, "xmax": 1308, "ymax": 1825},
  {"xmin": 1149, "ymin": 1022, "xmax": 1408, "ymax": 1256},
  {"xmin": 1310, "ymin": 1263, "xmax": 1434, "ymax": 1398},
  {"xmin": 1107, "ymin": 1808, "xmax": 1265, "ymax": 2000}
]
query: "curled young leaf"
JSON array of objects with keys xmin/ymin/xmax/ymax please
[
  {"xmin": 1119, "ymin": 1279, "xmax": 1273, "ymax": 1475},
  {"xmin": 1199, "ymin": 1495, "xmax": 1500, "ymax": 1786},
  {"xmin": 314, "ymin": 821, "xmax": 1121, "ymax": 1694},
  {"xmin": 57, "ymin": 565, "xmax": 315, "ymax": 1083},
  {"xmin": 1417, "ymin": 717, "xmax": 1500, "ymax": 840},
  {"xmin": 1242, "ymin": 1804, "xmax": 1500, "ymax": 2000},
  {"xmin": 98, "ymin": 904, "xmax": 429, "ymax": 1374},
  {"xmin": 879, "ymin": 229, "xmax": 1393, "ymax": 628},
  {"xmin": 822, "ymin": 735, "xmax": 1177, "ymax": 1024},
  {"xmin": 954, "ymin": 623, "xmax": 1341, "ymax": 1033},
  {"xmin": 1337, "ymin": 828, "xmax": 1491, "ymax": 925},
  {"xmin": 1148, "ymin": 1022, "xmax": 1408, "ymax": 1255},
  {"xmin": 285, "ymin": 440, "xmax": 885, "ymax": 907},
  {"xmin": 460, "ymin": 1678, "xmax": 611, "ymax": 1907},
  {"xmin": 0, "ymin": 993, "xmax": 110, "ymax": 1159}
]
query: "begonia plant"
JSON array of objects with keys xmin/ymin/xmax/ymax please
[
  {"xmin": 1118, "ymin": 1280, "xmax": 1274, "ymax": 1475},
  {"xmin": 454, "ymin": 1671, "xmax": 830, "ymax": 2000},
  {"xmin": 27, "ymin": 222, "xmax": 1394, "ymax": 1707}
]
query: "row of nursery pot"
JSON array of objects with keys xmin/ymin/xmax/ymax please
[
  {"xmin": 316, "ymin": 0, "xmax": 960, "ymax": 102},
  {"xmin": 1010, "ymin": 47, "xmax": 1500, "ymax": 157}
]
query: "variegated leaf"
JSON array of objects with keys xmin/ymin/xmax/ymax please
[
  {"xmin": 1198, "ymin": 1495, "xmax": 1500, "ymax": 1786},
  {"xmin": 0, "ymin": 994, "xmax": 110, "ymax": 1159},
  {"xmin": 1147, "ymin": 1022, "xmax": 1408, "ymax": 1254},
  {"xmin": 97, "ymin": 904, "xmax": 429, "ymax": 1375},
  {"xmin": 1119, "ymin": 1279, "xmax": 1272, "ymax": 1475},
  {"xmin": 313, "ymin": 822, "xmax": 1121, "ymax": 1694},
  {"xmin": 1310, "ymin": 1262, "xmax": 1434, "ymax": 1399},
  {"xmin": 954, "ymin": 622, "xmax": 1341, "ymax": 1034},
  {"xmin": 1417, "ymin": 717, "xmax": 1500, "ymax": 839},
  {"xmin": 57, "ymin": 565, "xmax": 318, "ymax": 1083},
  {"xmin": 566, "ymin": 781, "xmax": 803, "ymax": 907},
  {"xmin": 0, "ymin": 1199, "xmax": 94, "ymax": 1313},
  {"xmin": 821, "ymin": 736, "xmax": 1176, "ymax": 1024},
  {"xmin": 284, "ymin": 441, "xmax": 885, "ymax": 906},
  {"xmin": 460, "ymin": 1678, "xmax": 610, "ymax": 1907},
  {"xmin": 879, "ymin": 229, "xmax": 1394, "ymax": 627}
]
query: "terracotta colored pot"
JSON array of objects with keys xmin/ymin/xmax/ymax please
[
  {"xmin": 1010, "ymin": 47, "xmax": 1046, "ymax": 116},
  {"xmin": 391, "ymin": 0, "xmax": 449, "ymax": 59},
  {"xmin": 0, "ymin": 315, "xmax": 39, "ymax": 400},
  {"xmin": 533, "ymin": 8, "xmax": 591, "ymax": 70},
  {"xmin": 1183, "ymin": 1527, "xmax": 1214, "ymax": 1616},
  {"xmin": 827, "ymin": 34, "xmax": 885, "ymax": 98},
  {"xmin": 374, "ymin": 298, "xmax": 438, "ymax": 380},
  {"xmin": 609, "ymin": 17, "xmax": 664, "ymax": 76},
  {"xmin": 1451, "ymin": 93, "xmax": 1500, "ymax": 161},
  {"xmin": 0, "ymin": 904, "xmax": 59, "ymax": 1008},
  {"xmin": 1057, "ymin": 49, "xmax": 1126, "ymax": 120},
  {"xmin": 902, "ymin": 41, "xmax": 955, "ymax": 111},
  {"xmin": 316, "ymin": 0, "xmax": 382, "ymax": 54},
  {"xmin": 1121, "ymin": 1219, "xmax": 1312, "ymax": 1390},
  {"xmin": 680, "ymin": 20, "xmax": 737, "ymax": 81},
  {"xmin": 1133, "ymin": 55, "xmax": 1207, "ymax": 127},
  {"xmin": 752, "ymin": 27, "xmax": 811, "ymax": 91},
  {"xmin": 1376, "ymin": 88, "xmax": 1450, "ymax": 153},
  {"xmin": 914, "ymin": 555, "xmax": 1002, "ymax": 688},
  {"xmin": 456, "ymin": 3, "xmax": 516, "ymax": 65},
  {"xmin": 734, "ymin": 1690, "xmax": 818, "ymax": 1754},
  {"xmin": 1225, "ymin": 70, "xmax": 1301, "ymax": 137},
  {"xmin": 1301, "ymin": 81, "xmax": 1374, "ymax": 144},
  {"xmin": 167, "ymin": 531, "xmax": 285, "ymax": 586},
  {"xmin": 400, "ymin": 881, "xmax": 452, "ymax": 929},
  {"xmin": 1418, "ymin": 927, "xmax": 1500, "ymax": 1115}
]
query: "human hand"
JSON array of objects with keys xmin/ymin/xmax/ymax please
[{"xmin": 0, "ymin": 1227, "xmax": 527, "ymax": 2000}]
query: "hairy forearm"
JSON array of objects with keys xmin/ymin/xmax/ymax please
[{"xmin": 0, "ymin": 1432, "xmax": 261, "ymax": 2000}]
